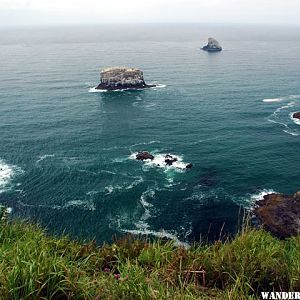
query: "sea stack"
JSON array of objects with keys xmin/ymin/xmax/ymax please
[
  {"xmin": 292, "ymin": 112, "xmax": 300, "ymax": 120},
  {"xmin": 96, "ymin": 67, "xmax": 156, "ymax": 91},
  {"xmin": 202, "ymin": 37, "xmax": 222, "ymax": 52},
  {"xmin": 253, "ymin": 191, "xmax": 300, "ymax": 238}
]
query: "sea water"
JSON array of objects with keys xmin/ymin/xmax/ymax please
[{"xmin": 0, "ymin": 24, "xmax": 299, "ymax": 244}]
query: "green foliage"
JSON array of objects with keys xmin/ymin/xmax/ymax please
[{"xmin": 0, "ymin": 218, "xmax": 298, "ymax": 299}]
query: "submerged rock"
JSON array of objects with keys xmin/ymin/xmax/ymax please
[
  {"xmin": 293, "ymin": 112, "xmax": 300, "ymax": 120},
  {"xmin": 96, "ymin": 67, "xmax": 155, "ymax": 90},
  {"xmin": 136, "ymin": 151, "xmax": 154, "ymax": 161},
  {"xmin": 253, "ymin": 191, "xmax": 300, "ymax": 238},
  {"xmin": 202, "ymin": 37, "xmax": 222, "ymax": 52}
]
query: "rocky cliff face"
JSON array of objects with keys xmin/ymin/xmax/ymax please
[
  {"xmin": 254, "ymin": 191, "xmax": 300, "ymax": 238},
  {"xmin": 96, "ymin": 67, "xmax": 155, "ymax": 90},
  {"xmin": 202, "ymin": 38, "xmax": 222, "ymax": 52}
]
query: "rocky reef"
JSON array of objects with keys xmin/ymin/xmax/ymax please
[
  {"xmin": 135, "ymin": 151, "xmax": 192, "ymax": 169},
  {"xmin": 96, "ymin": 67, "xmax": 155, "ymax": 91},
  {"xmin": 202, "ymin": 38, "xmax": 222, "ymax": 52},
  {"xmin": 292, "ymin": 112, "xmax": 300, "ymax": 120},
  {"xmin": 136, "ymin": 151, "xmax": 154, "ymax": 161},
  {"xmin": 253, "ymin": 191, "xmax": 300, "ymax": 238}
]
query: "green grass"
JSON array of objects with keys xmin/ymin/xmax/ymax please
[{"xmin": 0, "ymin": 209, "xmax": 299, "ymax": 299}]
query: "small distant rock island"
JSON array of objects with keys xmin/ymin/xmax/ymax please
[
  {"xmin": 202, "ymin": 37, "xmax": 222, "ymax": 52},
  {"xmin": 292, "ymin": 112, "xmax": 300, "ymax": 120},
  {"xmin": 254, "ymin": 191, "xmax": 300, "ymax": 238},
  {"xmin": 96, "ymin": 67, "xmax": 156, "ymax": 91}
]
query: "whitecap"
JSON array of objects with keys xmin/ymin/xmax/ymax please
[
  {"xmin": 263, "ymin": 98, "xmax": 284, "ymax": 103},
  {"xmin": 0, "ymin": 160, "xmax": 23, "ymax": 194},
  {"xmin": 263, "ymin": 95, "xmax": 300, "ymax": 103}
]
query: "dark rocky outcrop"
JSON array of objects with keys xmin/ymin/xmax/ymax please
[
  {"xmin": 164, "ymin": 154, "xmax": 178, "ymax": 166},
  {"xmin": 135, "ymin": 152, "xmax": 192, "ymax": 169},
  {"xmin": 96, "ymin": 67, "xmax": 156, "ymax": 90},
  {"xmin": 292, "ymin": 112, "xmax": 300, "ymax": 120},
  {"xmin": 202, "ymin": 37, "xmax": 222, "ymax": 52},
  {"xmin": 253, "ymin": 191, "xmax": 300, "ymax": 238},
  {"xmin": 136, "ymin": 151, "xmax": 154, "ymax": 161}
]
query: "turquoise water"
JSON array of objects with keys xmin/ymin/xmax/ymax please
[{"xmin": 0, "ymin": 24, "xmax": 300, "ymax": 244}]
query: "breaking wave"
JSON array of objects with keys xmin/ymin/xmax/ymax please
[
  {"xmin": 0, "ymin": 159, "xmax": 23, "ymax": 194},
  {"xmin": 266, "ymin": 100, "xmax": 300, "ymax": 136},
  {"xmin": 243, "ymin": 189, "xmax": 276, "ymax": 208},
  {"xmin": 262, "ymin": 95, "xmax": 300, "ymax": 103},
  {"xmin": 130, "ymin": 152, "xmax": 188, "ymax": 171}
]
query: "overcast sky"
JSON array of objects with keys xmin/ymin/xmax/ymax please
[{"xmin": 1, "ymin": 0, "xmax": 300, "ymax": 27}]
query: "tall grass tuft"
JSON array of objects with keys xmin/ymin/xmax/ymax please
[{"xmin": 0, "ymin": 213, "xmax": 298, "ymax": 299}]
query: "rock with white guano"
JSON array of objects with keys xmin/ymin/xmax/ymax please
[{"xmin": 96, "ymin": 67, "xmax": 155, "ymax": 90}]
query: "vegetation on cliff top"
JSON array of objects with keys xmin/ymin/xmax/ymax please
[{"xmin": 0, "ymin": 208, "xmax": 299, "ymax": 299}]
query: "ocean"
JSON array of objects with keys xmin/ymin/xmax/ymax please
[{"xmin": 0, "ymin": 24, "xmax": 300, "ymax": 244}]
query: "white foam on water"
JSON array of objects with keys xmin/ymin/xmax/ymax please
[
  {"xmin": 100, "ymin": 170, "xmax": 117, "ymax": 175},
  {"xmin": 122, "ymin": 228, "xmax": 190, "ymax": 249},
  {"xmin": 105, "ymin": 185, "xmax": 114, "ymax": 195},
  {"xmin": 263, "ymin": 98, "xmax": 285, "ymax": 103},
  {"xmin": 262, "ymin": 95, "xmax": 300, "ymax": 103},
  {"xmin": 150, "ymin": 83, "xmax": 167, "ymax": 89},
  {"xmin": 139, "ymin": 188, "xmax": 155, "ymax": 221},
  {"xmin": 125, "ymin": 176, "xmax": 144, "ymax": 190},
  {"xmin": 273, "ymin": 101, "xmax": 296, "ymax": 115},
  {"xmin": 244, "ymin": 189, "xmax": 276, "ymax": 208},
  {"xmin": 267, "ymin": 101, "xmax": 300, "ymax": 136},
  {"xmin": 88, "ymin": 87, "xmax": 108, "ymax": 93},
  {"xmin": 282, "ymin": 129, "xmax": 299, "ymax": 136},
  {"xmin": 0, "ymin": 160, "xmax": 23, "ymax": 194},
  {"xmin": 63, "ymin": 200, "xmax": 96, "ymax": 211},
  {"xmin": 104, "ymin": 175, "xmax": 143, "ymax": 195},
  {"xmin": 36, "ymin": 154, "xmax": 55, "ymax": 165},
  {"xmin": 290, "ymin": 112, "xmax": 300, "ymax": 126},
  {"xmin": 130, "ymin": 152, "xmax": 188, "ymax": 172},
  {"xmin": 86, "ymin": 190, "xmax": 99, "ymax": 196}
]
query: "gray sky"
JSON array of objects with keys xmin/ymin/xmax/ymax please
[{"xmin": 1, "ymin": 0, "xmax": 300, "ymax": 27}]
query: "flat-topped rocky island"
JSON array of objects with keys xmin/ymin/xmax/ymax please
[{"xmin": 96, "ymin": 67, "xmax": 156, "ymax": 91}]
